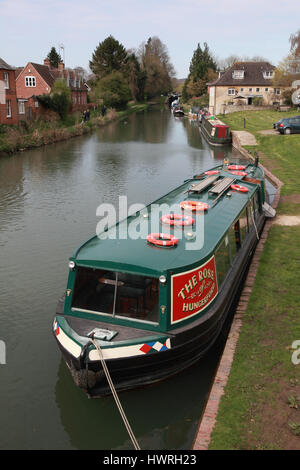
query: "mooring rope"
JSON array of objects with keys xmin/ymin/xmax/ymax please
[
  {"xmin": 89, "ymin": 336, "xmax": 141, "ymax": 450},
  {"xmin": 251, "ymin": 209, "xmax": 259, "ymax": 240}
]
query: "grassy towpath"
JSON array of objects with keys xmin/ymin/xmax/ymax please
[{"xmin": 208, "ymin": 110, "xmax": 300, "ymax": 450}]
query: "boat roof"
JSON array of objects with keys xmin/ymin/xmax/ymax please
[
  {"xmin": 73, "ymin": 164, "xmax": 264, "ymax": 276},
  {"xmin": 204, "ymin": 115, "xmax": 229, "ymax": 128}
]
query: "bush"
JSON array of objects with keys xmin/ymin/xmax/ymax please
[
  {"xmin": 252, "ymin": 97, "xmax": 263, "ymax": 106},
  {"xmin": 96, "ymin": 71, "xmax": 131, "ymax": 110}
]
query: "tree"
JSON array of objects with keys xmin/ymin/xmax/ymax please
[
  {"xmin": 52, "ymin": 79, "xmax": 71, "ymax": 101},
  {"xmin": 272, "ymin": 30, "xmax": 300, "ymax": 91},
  {"xmin": 289, "ymin": 29, "xmax": 300, "ymax": 73},
  {"xmin": 183, "ymin": 43, "xmax": 217, "ymax": 100},
  {"xmin": 89, "ymin": 36, "xmax": 127, "ymax": 78},
  {"xmin": 47, "ymin": 47, "xmax": 62, "ymax": 68},
  {"xmin": 217, "ymin": 55, "xmax": 269, "ymax": 70},
  {"xmin": 37, "ymin": 79, "xmax": 71, "ymax": 119},
  {"xmin": 95, "ymin": 71, "xmax": 131, "ymax": 109},
  {"xmin": 74, "ymin": 66, "xmax": 88, "ymax": 81},
  {"xmin": 138, "ymin": 37, "xmax": 175, "ymax": 98},
  {"xmin": 124, "ymin": 52, "xmax": 147, "ymax": 102}
]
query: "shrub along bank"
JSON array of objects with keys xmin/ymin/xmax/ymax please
[{"xmin": 0, "ymin": 103, "xmax": 149, "ymax": 156}]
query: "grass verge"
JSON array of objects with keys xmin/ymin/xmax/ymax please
[
  {"xmin": 208, "ymin": 109, "xmax": 300, "ymax": 450},
  {"xmin": 209, "ymin": 226, "xmax": 300, "ymax": 450}
]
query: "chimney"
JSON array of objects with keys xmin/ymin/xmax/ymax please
[
  {"xmin": 58, "ymin": 61, "xmax": 65, "ymax": 71},
  {"xmin": 44, "ymin": 58, "xmax": 51, "ymax": 68}
]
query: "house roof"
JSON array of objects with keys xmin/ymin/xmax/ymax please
[
  {"xmin": 16, "ymin": 61, "xmax": 88, "ymax": 93},
  {"xmin": 0, "ymin": 57, "xmax": 15, "ymax": 70},
  {"xmin": 209, "ymin": 62, "xmax": 276, "ymax": 87},
  {"xmin": 14, "ymin": 67, "xmax": 24, "ymax": 79},
  {"xmin": 30, "ymin": 63, "xmax": 56, "ymax": 88}
]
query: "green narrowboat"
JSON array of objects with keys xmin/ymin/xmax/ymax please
[
  {"xmin": 200, "ymin": 114, "xmax": 232, "ymax": 146},
  {"xmin": 53, "ymin": 162, "xmax": 268, "ymax": 397}
]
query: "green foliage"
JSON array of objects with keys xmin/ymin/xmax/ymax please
[
  {"xmin": 183, "ymin": 42, "xmax": 217, "ymax": 100},
  {"xmin": 138, "ymin": 36, "xmax": 174, "ymax": 99},
  {"xmin": 37, "ymin": 79, "xmax": 71, "ymax": 120},
  {"xmin": 189, "ymin": 42, "xmax": 217, "ymax": 80},
  {"xmin": 96, "ymin": 71, "xmax": 131, "ymax": 110},
  {"xmin": 252, "ymin": 97, "xmax": 263, "ymax": 106},
  {"xmin": 52, "ymin": 79, "xmax": 71, "ymax": 101},
  {"xmin": 51, "ymin": 92, "xmax": 71, "ymax": 120},
  {"xmin": 89, "ymin": 36, "xmax": 127, "ymax": 78},
  {"xmin": 47, "ymin": 47, "xmax": 62, "ymax": 68},
  {"xmin": 125, "ymin": 53, "xmax": 147, "ymax": 102},
  {"xmin": 0, "ymin": 124, "xmax": 8, "ymax": 135}
]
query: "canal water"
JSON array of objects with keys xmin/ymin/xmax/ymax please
[{"xmin": 0, "ymin": 106, "xmax": 245, "ymax": 450}]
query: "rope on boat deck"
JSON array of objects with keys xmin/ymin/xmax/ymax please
[
  {"xmin": 251, "ymin": 209, "xmax": 259, "ymax": 240},
  {"xmin": 89, "ymin": 335, "xmax": 141, "ymax": 451}
]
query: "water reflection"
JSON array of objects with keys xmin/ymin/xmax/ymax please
[
  {"xmin": 55, "ymin": 335, "xmax": 224, "ymax": 450},
  {"xmin": 96, "ymin": 108, "xmax": 170, "ymax": 144}
]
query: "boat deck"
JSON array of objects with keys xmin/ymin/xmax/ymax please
[{"xmin": 73, "ymin": 164, "xmax": 264, "ymax": 276}]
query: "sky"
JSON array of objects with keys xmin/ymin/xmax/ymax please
[{"xmin": 1, "ymin": 0, "xmax": 300, "ymax": 78}]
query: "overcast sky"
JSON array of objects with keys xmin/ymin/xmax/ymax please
[{"xmin": 1, "ymin": 0, "xmax": 299, "ymax": 77}]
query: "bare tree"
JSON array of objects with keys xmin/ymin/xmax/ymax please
[
  {"xmin": 137, "ymin": 37, "xmax": 176, "ymax": 98},
  {"xmin": 217, "ymin": 54, "xmax": 269, "ymax": 70}
]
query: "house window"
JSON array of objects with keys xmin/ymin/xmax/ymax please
[
  {"xmin": 263, "ymin": 71, "xmax": 274, "ymax": 79},
  {"xmin": 256, "ymin": 88, "xmax": 260, "ymax": 92},
  {"xmin": 232, "ymin": 70, "xmax": 244, "ymax": 79},
  {"xmin": 25, "ymin": 76, "xmax": 36, "ymax": 87},
  {"xmin": 274, "ymin": 88, "xmax": 280, "ymax": 95},
  {"xmin": 228, "ymin": 88, "xmax": 235, "ymax": 96},
  {"xmin": 265, "ymin": 88, "xmax": 269, "ymax": 92},
  {"xmin": 4, "ymin": 72, "xmax": 9, "ymax": 89},
  {"xmin": 6, "ymin": 99, "xmax": 11, "ymax": 117},
  {"xmin": 249, "ymin": 88, "xmax": 252, "ymax": 92},
  {"xmin": 240, "ymin": 88, "xmax": 244, "ymax": 92},
  {"xmin": 18, "ymin": 100, "xmax": 25, "ymax": 114}
]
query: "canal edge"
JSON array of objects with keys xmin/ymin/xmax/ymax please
[{"xmin": 192, "ymin": 154, "xmax": 283, "ymax": 451}]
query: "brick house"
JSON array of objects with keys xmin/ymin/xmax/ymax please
[
  {"xmin": 15, "ymin": 59, "xmax": 89, "ymax": 120},
  {"xmin": 0, "ymin": 57, "xmax": 19, "ymax": 125},
  {"xmin": 208, "ymin": 62, "xmax": 285, "ymax": 115}
]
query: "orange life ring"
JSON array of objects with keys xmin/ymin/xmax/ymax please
[
  {"xmin": 230, "ymin": 170, "xmax": 247, "ymax": 176},
  {"xmin": 230, "ymin": 184, "xmax": 249, "ymax": 193},
  {"xmin": 204, "ymin": 170, "xmax": 220, "ymax": 175},
  {"xmin": 180, "ymin": 201, "xmax": 210, "ymax": 212},
  {"xmin": 147, "ymin": 233, "xmax": 179, "ymax": 247},
  {"xmin": 228, "ymin": 164, "xmax": 246, "ymax": 170},
  {"xmin": 161, "ymin": 214, "xmax": 194, "ymax": 226}
]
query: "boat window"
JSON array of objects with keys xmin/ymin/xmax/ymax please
[
  {"xmin": 228, "ymin": 223, "xmax": 238, "ymax": 262},
  {"xmin": 71, "ymin": 267, "xmax": 159, "ymax": 324},
  {"xmin": 215, "ymin": 237, "xmax": 231, "ymax": 287},
  {"xmin": 239, "ymin": 208, "xmax": 248, "ymax": 243}
]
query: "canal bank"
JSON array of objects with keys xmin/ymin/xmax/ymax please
[
  {"xmin": 193, "ymin": 111, "xmax": 300, "ymax": 450},
  {"xmin": 0, "ymin": 102, "xmax": 150, "ymax": 157}
]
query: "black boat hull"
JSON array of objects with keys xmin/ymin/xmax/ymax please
[{"xmin": 54, "ymin": 214, "xmax": 264, "ymax": 397}]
